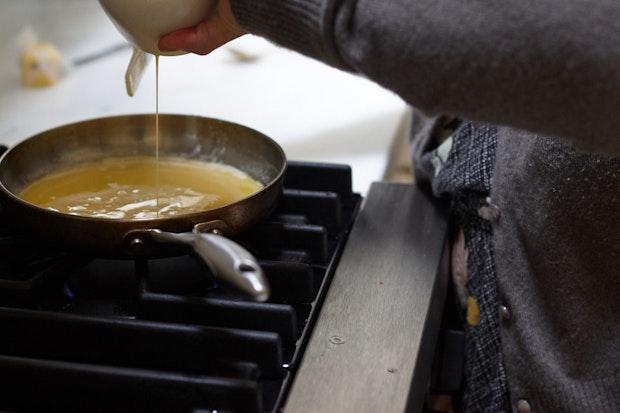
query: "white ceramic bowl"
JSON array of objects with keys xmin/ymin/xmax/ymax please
[{"xmin": 99, "ymin": 0, "xmax": 217, "ymax": 56}]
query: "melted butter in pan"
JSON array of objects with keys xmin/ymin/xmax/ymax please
[{"xmin": 20, "ymin": 156, "xmax": 264, "ymax": 220}]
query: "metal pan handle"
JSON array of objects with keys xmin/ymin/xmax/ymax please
[
  {"xmin": 125, "ymin": 229, "xmax": 270, "ymax": 302},
  {"xmin": 192, "ymin": 232, "xmax": 269, "ymax": 302}
]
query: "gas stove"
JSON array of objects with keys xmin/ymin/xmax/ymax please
[{"xmin": 0, "ymin": 150, "xmax": 451, "ymax": 413}]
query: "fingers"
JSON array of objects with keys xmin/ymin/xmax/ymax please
[
  {"xmin": 159, "ymin": 15, "xmax": 243, "ymax": 55},
  {"xmin": 160, "ymin": 24, "xmax": 209, "ymax": 55}
]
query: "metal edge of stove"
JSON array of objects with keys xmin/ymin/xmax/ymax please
[
  {"xmin": 283, "ymin": 182, "xmax": 450, "ymax": 413},
  {"xmin": 272, "ymin": 193, "xmax": 363, "ymax": 411}
]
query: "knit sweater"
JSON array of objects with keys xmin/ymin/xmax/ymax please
[{"xmin": 229, "ymin": 1, "xmax": 620, "ymax": 412}]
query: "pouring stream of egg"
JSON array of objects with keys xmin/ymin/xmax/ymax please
[{"xmin": 155, "ymin": 55, "xmax": 160, "ymax": 215}]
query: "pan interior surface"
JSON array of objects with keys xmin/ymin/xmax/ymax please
[{"xmin": 0, "ymin": 115, "xmax": 286, "ymax": 214}]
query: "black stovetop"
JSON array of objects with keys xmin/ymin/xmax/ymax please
[{"xmin": 0, "ymin": 157, "xmax": 361, "ymax": 413}]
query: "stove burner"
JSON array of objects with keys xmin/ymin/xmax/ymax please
[{"xmin": 0, "ymin": 161, "xmax": 360, "ymax": 413}]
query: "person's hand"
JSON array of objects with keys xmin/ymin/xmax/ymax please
[{"xmin": 159, "ymin": 0, "xmax": 246, "ymax": 55}]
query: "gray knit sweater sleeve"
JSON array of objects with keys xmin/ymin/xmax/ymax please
[{"xmin": 230, "ymin": 0, "xmax": 620, "ymax": 154}]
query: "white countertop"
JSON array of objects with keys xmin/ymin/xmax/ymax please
[{"xmin": 0, "ymin": 0, "xmax": 408, "ymax": 193}]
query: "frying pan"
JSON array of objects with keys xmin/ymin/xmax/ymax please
[{"xmin": 0, "ymin": 114, "xmax": 287, "ymax": 302}]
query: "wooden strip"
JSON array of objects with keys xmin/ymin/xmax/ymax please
[{"xmin": 284, "ymin": 182, "xmax": 449, "ymax": 413}]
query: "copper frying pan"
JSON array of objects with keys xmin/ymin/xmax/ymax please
[{"xmin": 0, "ymin": 114, "xmax": 287, "ymax": 302}]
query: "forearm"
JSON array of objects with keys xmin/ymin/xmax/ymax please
[{"xmin": 231, "ymin": 0, "xmax": 620, "ymax": 153}]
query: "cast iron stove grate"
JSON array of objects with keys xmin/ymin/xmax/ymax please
[{"xmin": 0, "ymin": 147, "xmax": 361, "ymax": 413}]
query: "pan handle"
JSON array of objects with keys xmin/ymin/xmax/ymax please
[
  {"xmin": 125, "ymin": 230, "xmax": 270, "ymax": 302},
  {"xmin": 192, "ymin": 232, "xmax": 269, "ymax": 302}
]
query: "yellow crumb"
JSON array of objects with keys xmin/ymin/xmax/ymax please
[{"xmin": 21, "ymin": 42, "xmax": 62, "ymax": 88}]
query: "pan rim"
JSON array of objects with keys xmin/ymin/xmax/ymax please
[{"xmin": 0, "ymin": 114, "xmax": 287, "ymax": 226}]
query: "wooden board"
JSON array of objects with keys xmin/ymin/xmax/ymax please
[{"xmin": 284, "ymin": 182, "xmax": 449, "ymax": 413}]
